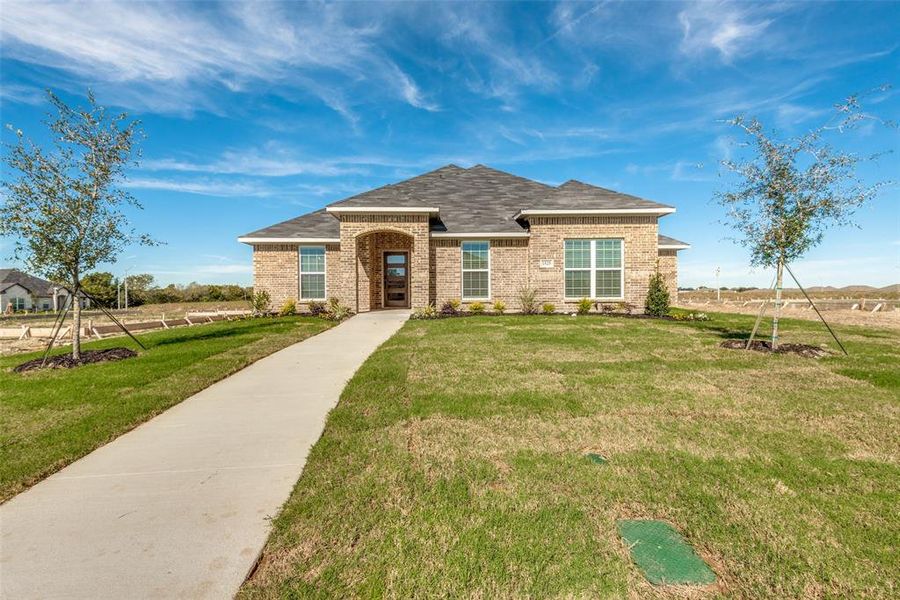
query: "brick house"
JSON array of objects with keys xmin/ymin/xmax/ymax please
[
  {"xmin": 0, "ymin": 268, "xmax": 90, "ymax": 313},
  {"xmin": 239, "ymin": 165, "xmax": 689, "ymax": 313}
]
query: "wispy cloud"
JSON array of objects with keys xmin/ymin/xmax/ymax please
[
  {"xmin": 0, "ymin": 1, "xmax": 434, "ymax": 119},
  {"xmin": 678, "ymin": 2, "xmax": 776, "ymax": 62},
  {"xmin": 625, "ymin": 160, "xmax": 710, "ymax": 182},
  {"xmin": 389, "ymin": 64, "xmax": 440, "ymax": 112},
  {"xmin": 125, "ymin": 176, "xmax": 363, "ymax": 200},
  {"xmin": 142, "ymin": 143, "xmax": 367, "ymax": 177},
  {"xmin": 435, "ymin": 4, "xmax": 559, "ymax": 108},
  {"xmin": 0, "ymin": 82, "xmax": 47, "ymax": 105},
  {"xmin": 124, "ymin": 177, "xmax": 277, "ymax": 198}
]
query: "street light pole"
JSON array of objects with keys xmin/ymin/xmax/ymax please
[
  {"xmin": 122, "ymin": 268, "xmax": 132, "ymax": 310},
  {"xmin": 715, "ymin": 267, "xmax": 721, "ymax": 302}
]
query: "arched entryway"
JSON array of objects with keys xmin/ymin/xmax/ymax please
[{"xmin": 355, "ymin": 230, "xmax": 415, "ymax": 310}]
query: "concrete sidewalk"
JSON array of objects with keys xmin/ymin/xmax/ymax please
[{"xmin": 0, "ymin": 310, "xmax": 408, "ymax": 600}]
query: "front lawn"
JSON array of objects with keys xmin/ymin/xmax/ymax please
[
  {"xmin": 0, "ymin": 316, "xmax": 334, "ymax": 502},
  {"xmin": 241, "ymin": 313, "xmax": 898, "ymax": 598}
]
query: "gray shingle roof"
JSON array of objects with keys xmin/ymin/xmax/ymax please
[
  {"xmin": 0, "ymin": 269, "xmax": 60, "ymax": 295},
  {"xmin": 658, "ymin": 234, "xmax": 690, "ymax": 248},
  {"xmin": 241, "ymin": 209, "xmax": 339, "ymax": 240},
  {"xmin": 537, "ymin": 180, "xmax": 674, "ymax": 211},
  {"xmin": 327, "ymin": 165, "xmax": 464, "ymax": 209},
  {"xmin": 241, "ymin": 164, "xmax": 679, "ymax": 240}
]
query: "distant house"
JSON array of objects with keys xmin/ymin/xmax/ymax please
[
  {"xmin": 0, "ymin": 269, "xmax": 90, "ymax": 313},
  {"xmin": 239, "ymin": 165, "xmax": 689, "ymax": 312}
]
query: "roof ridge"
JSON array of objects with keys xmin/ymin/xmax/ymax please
[{"xmin": 459, "ymin": 164, "xmax": 554, "ymax": 189}]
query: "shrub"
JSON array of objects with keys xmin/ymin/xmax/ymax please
[
  {"xmin": 469, "ymin": 300, "xmax": 485, "ymax": 314},
  {"xmin": 440, "ymin": 300, "xmax": 460, "ymax": 316},
  {"xmin": 645, "ymin": 270, "xmax": 671, "ymax": 317},
  {"xmin": 493, "ymin": 300, "xmax": 506, "ymax": 314},
  {"xmin": 279, "ymin": 298, "xmax": 297, "ymax": 316},
  {"xmin": 518, "ymin": 286, "xmax": 538, "ymax": 314},
  {"xmin": 251, "ymin": 290, "xmax": 271, "ymax": 315},
  {"xmin": 542, "ymin": 302, "xmax": 555, "ymax": 315},
  {"xmin": 307, "ymin": 300, "xmax": 326, "ymax": 316},
  {"xmin": 411, "ymin": 303, "xmax": 439, "ymax": 319},
  {"xmin": 320, "ymin": 297, "xmax": 351, "ymax": 321},
  {"xmin": 576, "ymin": 298, "xmax": 593, "ymax": 315}
]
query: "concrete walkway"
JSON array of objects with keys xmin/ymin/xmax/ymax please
[{"xmin": 0, "ymin": 310, "xmax": 409, "ymax": 600}]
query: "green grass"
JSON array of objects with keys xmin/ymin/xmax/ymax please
[
  {"xmin": 241, "ymin": 312, "xmax": 899, "ymax": 599},
  {"xmin": 0, "ymin": 316, "xmax": 333, "ymax": 502}
]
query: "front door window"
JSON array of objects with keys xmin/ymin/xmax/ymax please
[{"xmin": 383, "ymin": 253, "xmax": 409, "ymax": 307}]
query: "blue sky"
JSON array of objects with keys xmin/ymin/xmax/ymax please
[{"xmin": 1, "ymin": 0, "xmax": 898, "ymax": 288}]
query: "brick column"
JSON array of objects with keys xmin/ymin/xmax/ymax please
[
  {"xmin": 410, "ymin": 227, "xmax": 430, "ymax": 309},
  {"xmin": 339, "ymin": 225, "xmax": 358, "ymax": 311}
]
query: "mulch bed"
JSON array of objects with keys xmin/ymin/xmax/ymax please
[
  {"xmin": 720, "ymin": 339, "xmax": 830, "ymax": 358},
  {"xmin": 14, "ymin": 347, "xmax": 138, "ymax": 373}
]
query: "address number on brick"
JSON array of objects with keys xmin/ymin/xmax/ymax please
[{"xmin": 539, "ymin": 259, "xmax": 554, "ymax": 269}]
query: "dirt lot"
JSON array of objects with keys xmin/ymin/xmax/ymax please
[
  {"xmin": 0, "ymin": 300, "xmax": 251, "ymax": 356},
  {"xmin": 677, "ymin": 299, "xmax": 900, "ymax": 330}
]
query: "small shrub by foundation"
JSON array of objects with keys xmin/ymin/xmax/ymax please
[
  {"xmin": 279, "ymin": 299, "xmax": 297, "ymax": 316},
  {"xmin": 576, "ymin": 298, "xmax": 593, "ymax": 315}
]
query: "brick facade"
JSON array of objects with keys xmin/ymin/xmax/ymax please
[
  {"xmin": 527, "ymin": 216, "xmax": 659, "ymax": 311},
  {"xmin": 252, "ymin": 244, "xmax": 299, "ymax": 310},
  {"xmin": 430, "ymin": 239, "xmax": 460, "ymax": 306},
  {"xmin": 657, "ymin": 249, "xmax": 678, "ymax": 302},
  {"xmin": 251, "ymin": 216, "xmax": 678, "ymax": 314},
  {"xmin": 252, "ymin": 243, "xmax": 341, "ymax": 310},
  {"xmin": 490, "ymin": 239, "xmax": 529, "ymax": 309},
  {"xmin": 428, "ymin": 238, "xmax": 529, "ymax": 309}
]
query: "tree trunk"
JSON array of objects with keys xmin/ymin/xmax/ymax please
[
  {"xmin": 772, "ymin": 258, "xmax": 784, "ymax": 350},
  {"xmin": 72, "ymin": 290, "xmax": 82, "ymax": 360}
]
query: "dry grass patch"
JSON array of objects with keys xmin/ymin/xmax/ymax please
[{"xmin": 241, "ymin": 313, "xmax": 899, "ymax": 599}]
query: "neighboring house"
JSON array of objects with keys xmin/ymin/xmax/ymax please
[
  {"xmin": 0, "ymin": 269, "xmax": 90, "ymax": 313},
  {"xmin": 239, "ymin": 165, "xmax": 690, "ymax": 313}
]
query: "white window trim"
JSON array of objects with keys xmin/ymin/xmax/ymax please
[
  {"xmin": 461, "ymin": 240, "xmax": 491, "ymax": 301},
  {"xmin": 298, "ymin": 245, "xmax": 327, "ymax": 301},
  {"xmin": 563, "ymin": 239, "xmax": 625, "ymax": 301}
]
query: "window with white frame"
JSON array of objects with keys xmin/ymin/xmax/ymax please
[
  {"xmin": 461, "ymin": 241, "xmax": 490, "ymax": 300},
  {"xmin": 11, "ymin": 297, "xmax": 27, "ymax": 311},
  {"xmin": 564, "ymin": 239, "xmax": 623, "ymax": 299},
  {"xmin": 299, "ymin": 246, "xmax": 326, "ymax": 300}
]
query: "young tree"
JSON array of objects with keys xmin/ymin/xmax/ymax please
[
  {"xmin": 1, "ymin": 91, "xmax": 156, "ymax": 360},
  {"xmin": 716, "ymin": 87, "xmax": 893, "ymax": 348}
]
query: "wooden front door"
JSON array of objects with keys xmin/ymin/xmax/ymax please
[{"xmin": 383, "ymin": 252, "xmax": 409, "ymax": 308}]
